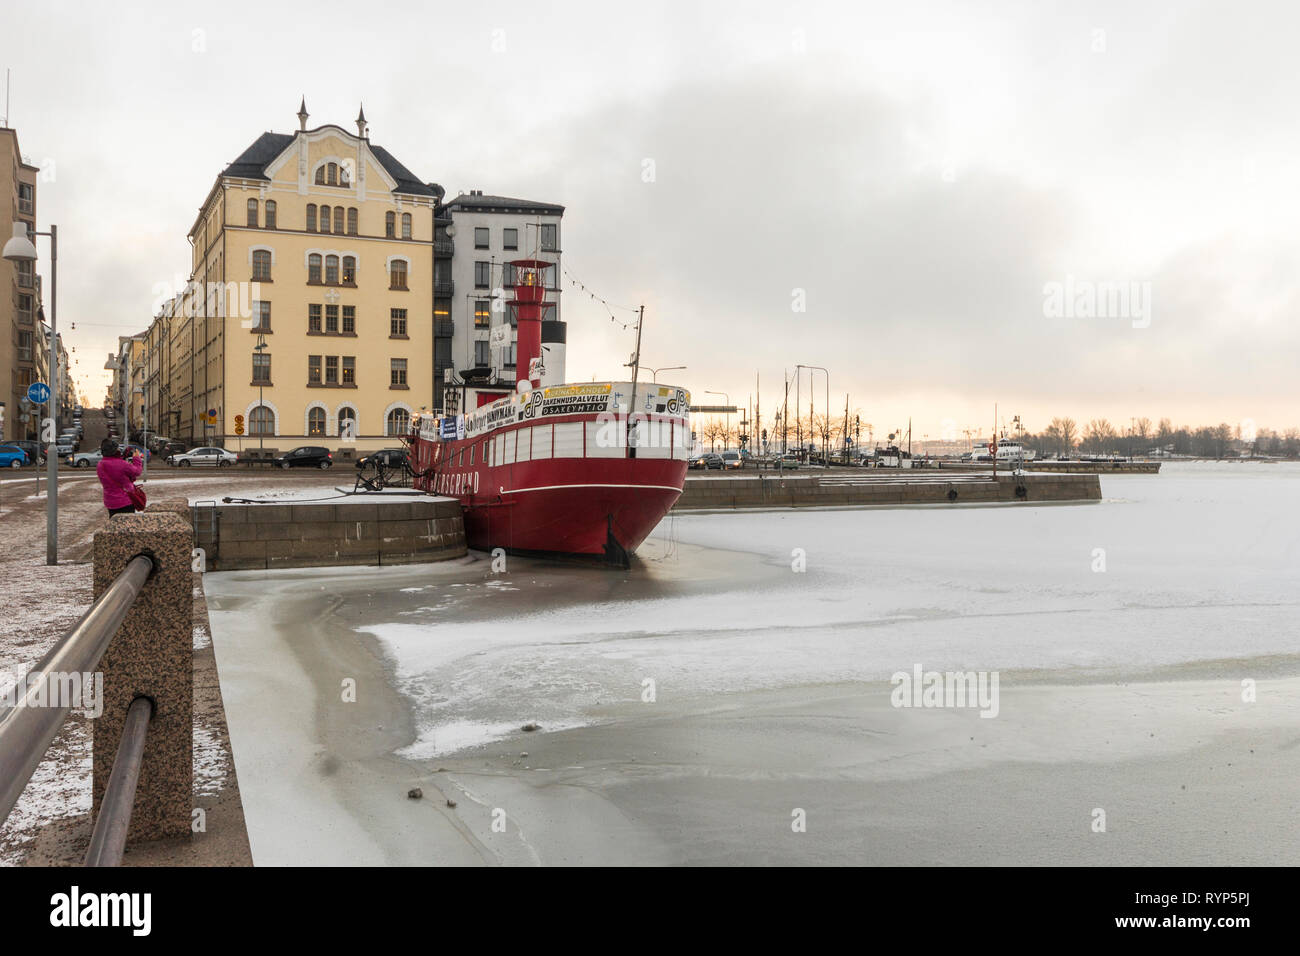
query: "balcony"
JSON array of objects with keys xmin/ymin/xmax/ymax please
[
  {"xmin": 434, "ymin": 238, "xmax": 455, "ymax": 257},
  {"xmin": 433, "ymin": 279, "xmax": 454, "ymax": 297},
  {"xmin": 435, "ymin": 318, "xmax": 455, "ymax": 338}
]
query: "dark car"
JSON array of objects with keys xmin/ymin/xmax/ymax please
[
  {"xmin": 357, "ymin": 448, "xmax": 408, "ymax": 471},
  {"xmin": 689, "ymin": 453, "xmax": 723, "ymax": 470},
  {"xmin": 160, "ymin": 441, "xmax": 187, "ymax": 459},
  {"xmin": 273, "ymin": 446, "xmax": 333, "ymax": 469}
]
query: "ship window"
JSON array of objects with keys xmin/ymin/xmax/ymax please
[
  {"xmin": 503, "ymin": 431, "xmax": 516, "ymax": 465},
  {"xmin": 494, "ymin": 433, "xmax": 504, "ymax": 465},
  {"xmin": 531, "ymin": 425, "xmax": 552, "ymax": 460},
  {"xmin": 517, "ymin": 428, "xmax": 532, "ymax": 461},
  {"xmin": 552, "ymin": 422, "xmax": 584, "ymax": 459},
  {"xmin": 586, "ymin": 419, "xmax": 625, "ymax": 459},
  {"xmin": 468, "ymin": 445, "xmax": 474, "ymax": 466},
  {"xmin": 672, "ymin": 423, "xmax": 689, "ymax": 460},
  {"xmin": 481, "ymin": 440, "xmax": 489, "ymax": 465},
  {"xmin": 637, "ymin": 418, "xmax": 672, "ymax": 460}
]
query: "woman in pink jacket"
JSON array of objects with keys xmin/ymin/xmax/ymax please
[{"xmin": 96, "ymin": 439, "xmax": 143, "ymax": 516}]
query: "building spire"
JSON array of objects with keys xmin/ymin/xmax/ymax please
[
  {"xmin": 297, "ymin": 96, "xmax": 309, "ymax": 131},
  {"xmin": 356, "ymin": 103, "xmax": 368, "ymax": 139}
]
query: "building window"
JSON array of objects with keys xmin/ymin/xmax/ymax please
[
  {"xmin": 474, "ymin": 261, "xmax": 490, "ymax": 288},
  {"xmin": 325, "ymin": 254, "xmax": 339, "ymax": 285},
  {"xmin": 389, "ymin": 259, "xmax": 408, "ymax": 290},
  {"xmin": 16, "ymin": 260, "xmax": 33, "ymax": 288},
  {"xmin": 386, "ymin": 408, "xmax": 410, "ymax": 436},
  {"xmin": 265, "ymin": 200, "xmax": 277, "ymax": 229},
  {"xmin": 252, "ymin": 249, "xmax": 272, "ymax": 281},
  {"xmin": 308, "ymin": 355, "xmax": 322, "ymax": 384},
  {"xmin": 325, "ymin": 356, "xmax": 339, "ymax": 384},
  {"xmin": 385, "ymin": 211, "xmax": 395, "ymax": 237},
  {"xmin": 503, "ymin": 227, "xmax": 518, "ymax": 250},
  {"xmin": 503, "ymin": 262, "xmax": 516, "ymax": 288},
  {"xmin": 320, "ymin": 205, "xmax": 331, "ymax": 234},
  {"xmin": 308, "ymin": 254, "xmax": 322, "ymax": 283},
  {"xmin": 308, "ymin": 303, "xmax": 322, "ymax": 333},
  {"xmin": 315, "ymin": 166, "xmax": 326, "ymax": 185},
  {"xmin": 325, "ymin": 304, "xmax": 339, "ymax": 334},
  {"xmin": 306, "ymin": 204, "xmax": 317, "ymax": 232},
  {"xmin": 475, "ymin": 301, "xmax": 490, "ymax": 328},
  {"xmin": 504, "ymin": 343, "xmax": 516, "ymax": 368},
  {"xmin": 250, "ymin": 405, "xmax": 275, "ymax": 435},
  {"xmin": 342, "ymin": 305, "xmax": 355, "ymax": 334},
  {"xmin": 390, "ymin": 308, "xmax": 408, "ymax": 337},
  {"xmin": 308, "ymin": 407, "xmax": 326, "ymax": 436},
  {"xmin": 252, "ymin": 351, "xmax": 271, "ymax": 383},
  {"xmin": 347, "ymin": 207, "xmax": 358, "ymax": 235},
  {"xmin": 17, "ymin": 293, "xmax": 33, "ymax": 324},
  {"xmin": 334, "ymin": 207, "xmax": 344, "ymax": 234},
  {"xmin": 390, "ymin": 358, "xmax": 407, "ymax": 387},
  {"xmin": 342, "ymin": 356, "xmax": 355, "ymax": 385},
  {"xmin": 246, "ymin": 199, "xmax": 258, "ymax": 227},
  {"xmin": 474, "ymin": 340, "xmax": 490, "ymax": 366},
  {"xmin": 342, "ymin": 255, "xmax": 356, "ymax": 284},
  {"xmin": 18, "ymin": 183, "xmax": 34, "ymax": 215},
  {"xmin": 474, "ymin": 227, "xmax": 489, "ymax": 249},
  {"xmin": 252, "ymin": 301, "xmax": 271, "ymax": 332},
  {"xmin": 540, "ymin": 224, "xmax": 557, "ymax": 251},
  {"xmin": 401, "ymin": 213, "xmax": 412, "ymax": 239},
  {"xmin": 17, "ymin": 330, "xmax": 32, "ymax": 362},
  {"xmin": 338, "ymin": 406, "xmax": 356, "ymax": 437}
]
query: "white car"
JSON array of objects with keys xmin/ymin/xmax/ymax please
[{"xmin": 169, "ymin": 446, "xmax": 237, "ymax": 467}]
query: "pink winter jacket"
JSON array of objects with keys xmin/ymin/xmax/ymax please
[{"xmin": 97, "ymin": 455, "xmax": 143, "ymax": 509}]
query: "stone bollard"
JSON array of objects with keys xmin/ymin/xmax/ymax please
[{"xmin": 92, "ymin": 512, "xmax": 194, "ymax": 843}]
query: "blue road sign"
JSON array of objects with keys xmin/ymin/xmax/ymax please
[{"xmin": 27, "ymin": 382, "xmax": 50, "ymax": 405}]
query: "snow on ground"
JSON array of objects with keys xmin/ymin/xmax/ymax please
[{"xmin": 348, "ymin": 461, "xmax": 1300, "ymax": 756}]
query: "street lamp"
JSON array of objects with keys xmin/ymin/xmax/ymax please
[
  {"xmin": 253, "ymin": 334, "xmax": 268, "ymax": 451},
  {"xmin": 649, "ymin": 365, "xmax": 686, "ymax": 383},
  {"xmin": 705, "ymin": 390, "xmax": 730, "ymax": 452},
  {"xmin": 5, "ymin": 221, "xmax": 58, "ymax": 565}
]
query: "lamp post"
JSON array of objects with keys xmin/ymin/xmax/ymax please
[
  {"xmin": 649, "ymin": 365, "xmax": 686, "ymax": 383},
  {"xmin": 5, "ymin": 221, "xmax": 58, "ymax": 565},
  {"xmin": 705, "ymin": 390, "xmax": 730, "ymax": 451},
  {"xmin": 253, "ymin": 334, "xmax": 267, "ymax": 451}
]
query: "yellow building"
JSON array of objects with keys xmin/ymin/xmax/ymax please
[
  {"xmin": 1, "ymin": 126, "xmax": 43, "ymax": 441},
  {"xmin": 161, "ymin": 101, "xmax": 440, "ymax": 451}
]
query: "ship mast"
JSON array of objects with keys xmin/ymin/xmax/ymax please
[{"xmin": 627, "ymin": 304, "xmax": 645, "ymax": 457}]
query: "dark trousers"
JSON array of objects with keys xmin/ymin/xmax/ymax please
[{"xmin": 107, "ymin": 505, "xmax": 135, "ymax": 517}]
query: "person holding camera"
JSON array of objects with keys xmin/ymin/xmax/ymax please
[{"xmin": 96, "ymin": 439, "xmax": 144, "ymax": 516}]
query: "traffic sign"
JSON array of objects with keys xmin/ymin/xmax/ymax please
[
  {"xmin": 234, "ymin": 414, "xmax": 245, "ymax": 425},
  {"xmin": 207, "ymin": 408, "xmax": 217, "ymax": 418},
  {"xmin": 27, "ymin": 382, "xmax": 50, "ymax": 405},
  {"xmin": 234, "ymin": 424, "xmax": 245, "ymax": 435}
]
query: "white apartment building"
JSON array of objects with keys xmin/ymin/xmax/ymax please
[{"xmin": 434, "ymin": 191, "xmax": 564, "ymax": 413}]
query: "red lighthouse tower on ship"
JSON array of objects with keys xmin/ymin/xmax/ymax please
[{"xmin": 410, "ymin": 260, "xmax": 692, "ymax": 566}]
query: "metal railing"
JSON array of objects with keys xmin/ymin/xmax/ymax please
[{"xmin": 0, "ymin": 553, "xmax": 155, "ymax": 863}]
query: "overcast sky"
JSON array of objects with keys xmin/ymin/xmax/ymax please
[{"xmin": 6, "ymin": 0, "xmax": 1297, "ymax": 439}]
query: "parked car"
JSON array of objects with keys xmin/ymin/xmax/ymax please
[
  {"xmin": 0, "ymin": 445, "xmax": 31, "ymax": 468},
  {"xmin": 159, "ymin": 441, "xmax": 187, "ymax": 459},
  {"xmin": 273, "ymin": 446, "xmax": 333, "ymax": 469},
  {"xmin": 169, "ymin": 446, "xmax": 237, "ymax": 467},
  {"xmin": 6, "ymin": 440, "xmax": 44, "ymax": 464},
  {"xmin": 54, "ymin": 438, "xmax": 77, "ymax": 457},
  {"xmin": 68, "ymin": 444, "xmax": 149, "ymax": 468},
  {"xmin": 775, "ymin": 452, "xmax": 800, "ymax": 470},
  {"xmin": 357, "ymin": 448, "xmax": 408, "ymax": 471}
]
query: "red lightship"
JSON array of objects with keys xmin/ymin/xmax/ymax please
[{"xmin": 410, "ymin": 260, "xmax": 690, "ymax": 566}]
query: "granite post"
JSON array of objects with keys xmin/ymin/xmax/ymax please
[{"xmin": 92, "ymin": 511, "xmax": 194, "ymax": 843}]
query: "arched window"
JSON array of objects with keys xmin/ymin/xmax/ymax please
[
  {"xmin": 347, "ymin": 207, "xmax": 358, "ymax": 235},
  {"xmin": 337, "ymin": 406, "xmax": 357, "ymax": 439},
  {"xmin": 386, "ymin": 408, "xmax": 410, "ymax": 436},
  {"xmin": 325, "ymin": 255, "xmax": 339, "ymax": 285},
  {"xmin": 319, "ymin": 205, "xmax": 331, "ymax": 234},
  {"xmin": 308, "ymin": 407, "xmax": 326, "ymax": 436},
  {"xmin": 250, "ymin": 405, "xmax": 275, "ymax": 435},
  {"xmin": 246, "ymin": 199, "xmax": 258, "ymax": 227},
  {"xmin": 385, "ymin": 211, "xmax": 395, "ymax": 237},
  {"xmin": 308, "ymin": 254, "xmax": 322, "ymax": 284},
  {"xmin": 401, "ymin": 213, "xmax": 412, "ymax": 239},
  {"xmin": 314, "ymin": 166, "xmax": 326, "ymax": 185},
  {"xmin": 333, "ymin": 207, "xmax": 344, "ymax": 234},
  {"xmin": 252, "ymin": 249, "xmax": 272, "ymax": 281},
  {"xmin": 306, "ymin": 204, "xmax": 317, "ymax": 232},
  {"xmin": 342, "ymin": 256, "xmax": 356, "ymax": 284},
  {"xmin": 389, "ymin": 259, "xmax": 408, "ymax": 290},
  {"xmin": 265, "ymin": 200, "xmax": 277, "ymax": 229},
  {"xmin": 339, "ymin": 164, "xmax": 350, "ymax": 186},
  {"xmin": 327, "ymin": 162, "xmax": 338, "ymax": 185}
]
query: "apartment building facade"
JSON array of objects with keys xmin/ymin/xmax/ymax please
[
  {"xmin": 436, "ymin": 191, "xmax": 564, "ymax": 413},
  {"xmin": 1, "ymin": 126, "xmax": 43, "ymax": 442}
]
